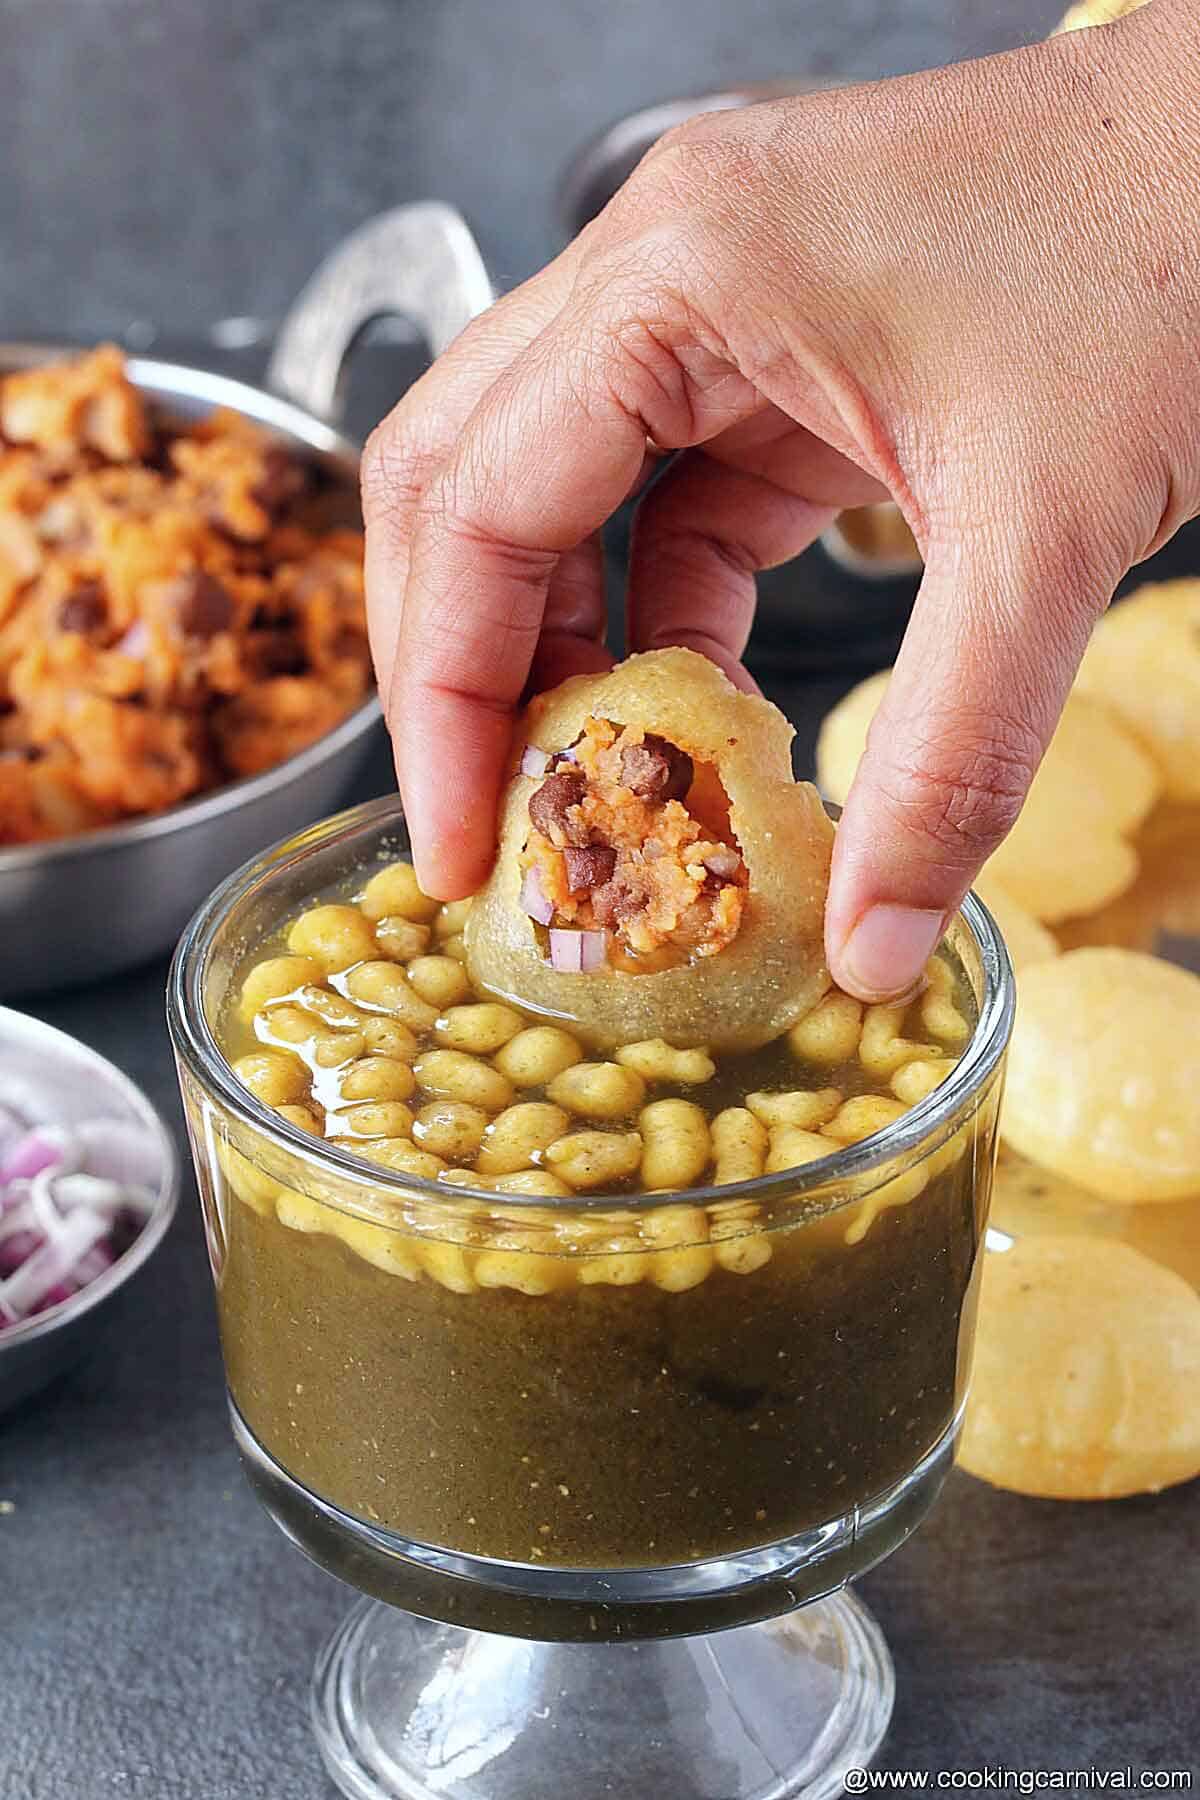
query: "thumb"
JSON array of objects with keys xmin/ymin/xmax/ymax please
[{"xmin": 824, "ymin": 519, "xmax": 1110, "ymax": 1000}]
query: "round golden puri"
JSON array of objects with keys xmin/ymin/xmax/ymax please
[
  {"xmin": 1002, "ymin": 950, "xmax": 1200, "ymax": 1203},
  {"xmin": 466, "ymin": 648, "xmax": 834, "ymax": 1051},
  {"xmin": 960, "ymin": 1234, "xmax": 1200, "ymax": 1499}
]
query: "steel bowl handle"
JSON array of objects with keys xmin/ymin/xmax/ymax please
[{"xmin": 265, "ymin": 202, "xmax": 494, "ymax": 426}]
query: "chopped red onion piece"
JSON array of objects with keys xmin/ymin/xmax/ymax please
[
  {"xmin": 30, "ymin": 1171, "xmax": 75, "ymax": 1245},
  {"xmin": 32, "ymin": 1281, "xmax": 78, "ymax": 1314},
  {"xmin": 0, "ymin": 1103, "xmax": 29, "ymax": 1165},
  {"xmin": 548, "ymin": 928, "xmax": 609, "ymax": 973},
  {"xmin": 0, "ymin": 1195, "xmax": 37, "ymax": 1238},
  {"xmin": 0, "ymin": 1109, "xmax": 157, "ymax": 1327},
  {"xmin": 548, "ymin": 929, "xmax": 582, "ymax": 973},
  {"xmin": 0, "ymin": 1205, "xmax": 107, "ymax": 1322},
  {"xmin": 75, "ymin": 1118, "xmax": 164, "ymax": 1189},
  {"xmin": 49, "ymin": 1173, "xmax": 151, "ymax": 1218},
  {"xmin": 520, "ymin": 744, "xmax": 551, "ymax": 778},
  {"xmin": 703, "ymin": 845, "xmax": 743, "ymax": 879},
  {"xmin": 0, "ymin": 1128, "xmax": 71, "ymax": 1186},
  {"xmin": 72, "ymin": 1242, "xmax": 115, "ymax": 1285},
  {"xmin": 0, "ymin": 1228, "xmax": 41, "ymax": 1277},
  {"xmin": 520, "ymin": 864, "xmax": 555, "ymax": 927},
  {"xmin": 579, "ymin": 929, "xmax": 608, "ymax": 972},
  {"xmin": 116, "ymin": 619, "xmax": 150, "ymax": 659}
]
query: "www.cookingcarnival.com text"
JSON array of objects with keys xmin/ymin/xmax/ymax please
[{"xmin": 843, "ymin": 1770, "xmax": 1193, "ymax": 1793}]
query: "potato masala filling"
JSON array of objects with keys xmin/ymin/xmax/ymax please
[
  {"xmin": 519, "ymin": 717, "xmax": 748, "ymax": 972},
  {"xmin": 0, "ymin": 346, "xmax": 369, "ymax": 844}
]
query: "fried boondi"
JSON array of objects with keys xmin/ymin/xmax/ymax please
[
  {"xmin": 0, "ymin": 346, "xmax": 369, "ymax": 843},
  {"xmin": 218, "ymin": 850, "xmax": 979, "ymax": 1291},
  {"xmin": 466, "ymin": 649, "xmax": 835, "ymax": 1051},
  {"xmin": 1075, "ymin": 581, "xmax": 1200, "ymax": 803},
  {"xmin": 959, "ymin": 1235, "xmax": 1200, "ymax": 1499},
  {"xmin": 817, "ymin": 676, "xmax": 1159, "ymax": 923},
  {"xmin": 1002, "ymin": 950, "xmax": 1200, "ymax": 1203}
]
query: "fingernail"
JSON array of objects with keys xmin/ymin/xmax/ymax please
[{"xmin": 837, "ymin": 905, "xmax": 945, "ymax": 1001}]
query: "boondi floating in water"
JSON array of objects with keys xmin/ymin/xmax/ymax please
[{"xmin": 465, "ymin": 648, "xmax": 834, "ymax": 1051}]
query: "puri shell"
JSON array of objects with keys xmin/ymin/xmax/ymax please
[{"xmin": 465, "ymin": 649, "xmax": 834, "ymax": 1052}]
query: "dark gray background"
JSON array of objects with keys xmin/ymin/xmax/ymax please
[
  {"xmin": 2, "ymin": 2, "xmax": 1198, "ymax": 1798},
  {"xmin": 0, "ymin": 0, "xmax": 1056, "ymax": 337}
]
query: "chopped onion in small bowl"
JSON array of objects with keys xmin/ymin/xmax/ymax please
[
  {"xmin": 0, "ymin": 1009, "xmax": 177, "ymax": 1412},
  {"xmin": 0, "ymin": 1115, "xmax": 158, "ymax": 1331}
]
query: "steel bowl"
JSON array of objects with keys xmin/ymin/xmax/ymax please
[
  {"xmin": 0, "ymin": 202, "xmax": 493, "ymax": 996},
  {"xmin": 0, "ymin": 1006, "xmax": 180, "ymax": 1413}
]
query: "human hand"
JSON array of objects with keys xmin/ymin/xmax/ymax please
[{"xmin": 362, "ymin": 1, "xmax": 1200, "ymax": 1000}]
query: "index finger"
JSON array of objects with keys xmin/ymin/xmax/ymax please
[
  {"xmin": 362, "ymin": 251, "xmax": 582, "ymax": 717},
  {"xmin": 392, "ymin": 296, "xmax": 756, "ymax": 897}
]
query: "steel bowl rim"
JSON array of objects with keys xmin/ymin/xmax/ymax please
[
  {"xmin": 0, "ymin": 1007, "xmax": 181, "ymax": 1350},
  {"xmin": 0, "ymin": 344, "xmax": 362, "ymax": 466},
  {"xmin": 168, "ymin": 794, "xmax": 1016, "ymax": 1214},
  {"xmin": 0, "ymin": 345, "xmax": 379, "ymax": 878}
]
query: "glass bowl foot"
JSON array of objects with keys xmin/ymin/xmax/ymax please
[{"xmin": 312, "ymin": 1589, "xmax": 894, "ymax": 1800}]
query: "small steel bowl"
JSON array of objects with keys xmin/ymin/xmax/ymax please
[
  {"xmin": 0, "ymin": 348, "xmax": 381, "ymax": 998},
  {"xmin": 0, "ymin": 1006, "xmax": 179, "ymax": 1414}
]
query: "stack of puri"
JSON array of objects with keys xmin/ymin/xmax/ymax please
[{"xmin": 816, "ymin": 577, "xmax": 1200, "ymax": 1500}]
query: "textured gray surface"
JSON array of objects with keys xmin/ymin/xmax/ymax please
[
  {"xmin": 2, "ymin": 1, "xmax": 1199, "ymax": 1795},
  {"xmin": 0, "ymin": 0, "xmax": 1058, "ymax": 338},
  {"xmin": 3, "ymin": 710, "xmax": 1199, "ymax": 1800}
]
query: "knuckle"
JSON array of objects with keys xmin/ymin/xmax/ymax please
[
  {"xmin": 641, "ymin": 118, "xmax": 764, "ymax": 207},
  {"xmin": 638, "ymin": 128, "xmax": 713, "ymax": 204},
  {"xmin": 360, "ymin": 417, "xmax": 420, "ymax": 524},
  {"xmin": 604, "ymin": 117, "xmax": 758, "ymax": 250},
  {"xmin": 611, "ymin": 124, "xmax": 707, "ymax": 222},
  {"xmin": 599, "ymin": 313, "xmax": 698, "ymax": 441},
  {"xmin": 646, "ymin": 117, "xmax": 705, "ymax": 163}
]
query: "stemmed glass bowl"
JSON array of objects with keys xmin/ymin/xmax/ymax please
[{"xmin": 168, "ymin": 796, "xmax": 1013, "ymax": 1800}]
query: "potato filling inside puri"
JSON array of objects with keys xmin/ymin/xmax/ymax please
[
  {"xmin": 466, "ymin": 649, "xmax": 836, "ymax": 1052},
  {"xmin": 520, "ymin": 717, "xmax": 748, "ymax": 972}
]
